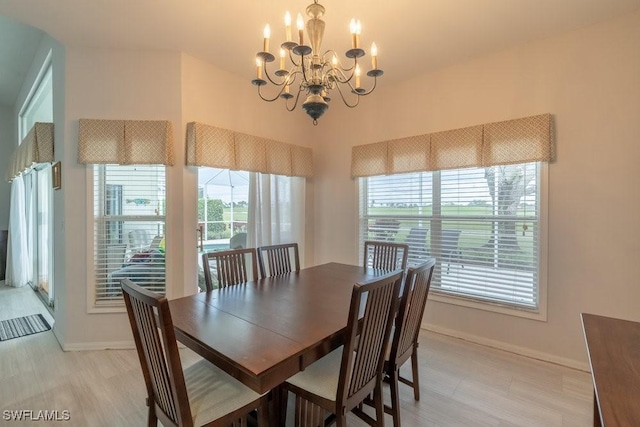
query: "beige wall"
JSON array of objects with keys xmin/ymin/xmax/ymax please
[
  {"xmin": 312, "ymin": 11, "xmax": 640, "ymax": 366},
  {"xmin": 54, "ymin": 50, "xmax": 320, "ymax": 348},
  {"xmin": 179, "ymin": 54, "xmax": 319, "ymax": 277},
  {"xmin": 58, "ymin": 48, "xmax": 183, "ymax": 348}
]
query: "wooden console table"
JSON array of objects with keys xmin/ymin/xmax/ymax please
[{"xmin": 581, "ymin": 313, "xmax": 640, "ymax": 426}]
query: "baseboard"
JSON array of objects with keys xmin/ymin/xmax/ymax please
[
  {"xmin": 62, "ymin": 341, "xmax": 136, "ymax": 351},
  {"xmin": 422, "ymin": 322, "xmax": 591, "ymax": 372},
  {"xmin": 59, "ymin": 323, "xmax": 588, "ymax": 370},
  {"xmin": 51, "ymin": 327, "xmax": 65, "ymax": 348}
]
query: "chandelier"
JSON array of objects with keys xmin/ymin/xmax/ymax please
[{"xmin": 251, "ymin": 0, "xmax": 383, "ymax": 125}]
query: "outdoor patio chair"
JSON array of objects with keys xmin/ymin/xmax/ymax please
[
  {"xmin": 229, "ymin": 232, "xmax": 247, "ymax": 249},
  {"xmin": 128, "ymin": 229, "xmax": 151, "ymax": 253},
  {"xmin": 121, "ymin": 278, "xmax": 269, "ymax": 427},
  {"xmin": 369, "ymin": 218, "xmax": 401, "ymax": 241},
  {"xmin": 442, "ymin": 229, "xmax": 463, "ymax": 273},
  {"xmin": 202, "ymin": 248, "xmax": 258, "ymax": 291},
  {"xmin": 405, "ymin": 227, "xmax": 429, "ymax": 260}
]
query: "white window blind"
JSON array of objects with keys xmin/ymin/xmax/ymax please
[
  {"xmin": 93, "ymin": 164, "xmax": 166, "ymax": 304},
  {"xmin": 359, "ymin": 162, "xmax": 541, "ymax": 310}
]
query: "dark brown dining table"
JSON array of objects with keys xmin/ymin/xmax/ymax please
[
  {"xmin": 581, "ymin": 313, "xmax": 640, "ymax": 427},
  {"xmin": 169, "ymin": 262, "xmax": 386, "ymax": 394}
]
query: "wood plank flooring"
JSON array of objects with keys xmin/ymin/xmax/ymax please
[{"xmin": 0, "ymin": 283, "xmax": 593, "ymax": 426}]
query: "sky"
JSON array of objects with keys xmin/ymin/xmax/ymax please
[{"xmin": 198, "ymin": 168, "xmax": 249, "ymax": 203}]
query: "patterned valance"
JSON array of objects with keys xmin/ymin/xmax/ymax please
[
  {"xmin": 78, "ymin": 119, "xmax": 174, "ymax": 165},
  {"xmin": 5, "ymin": 122, "xmax": 54, "ymax": 182},
  {"xmin": 185, "ymin": 122, "xmax": 313, "ymax": 178},
  {"xmin": 351, "ymin": 114, "xmax": 554, "ymax": 178}
]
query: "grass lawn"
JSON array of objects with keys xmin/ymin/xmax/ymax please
[
  {"xmin": 222, "ymin": 207, "xmax": 248, "ymax": 222},
  {"xmin": 365, "ymin": 205, "xmax": 536, "ymax": 265}
]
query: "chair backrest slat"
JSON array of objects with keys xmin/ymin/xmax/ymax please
[
  {"xmin": 337, "ymin": 270, "xmax": 403, "ymax": 406},
  {"xmin": 391, "ymin": 258, "xmax": 436, "ymax": 366},
  {"xmin": 364, "ymin": 241, "xmax": 408, "ymax": 272},
  {"xmin": 122, "ymin": 278, "xmax": 193, "ymax": 427},
  {"xmin": 257, "ymin": 243, "xmax": 300, "ymax": 278},
  {"xmin": 202, "ymin": 248, "xmax": 259, "ymax": 290}
]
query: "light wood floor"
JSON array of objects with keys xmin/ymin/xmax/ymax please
[{"xmin": 0, "ymin": 283, "xmax": 594, "ymax": 426}]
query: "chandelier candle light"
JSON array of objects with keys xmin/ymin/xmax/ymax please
[{"xmin": 251, "ymin": 0, "xmax": 383, "ymax": 125}]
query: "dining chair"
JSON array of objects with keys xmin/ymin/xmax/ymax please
[
  {"xmin": 364, "ymin": 240, "xmax": 409, "ymax": 272},
  {"xmin": 121, "ymin": 278, "xmax": 269, "ymax": 427},
  {"xmin": 256, "ymin": 242, "xmax": 300, "ymax": 278},
  {"xmin": 384, "ymin": 258, "xmax": 436, "ymax": 427},
  {"xmin": 202, "ymin": 248, "xmax": 258, "ymax": 291},
  {"xmin": 283, "ymin": 269, "xmax": 404, "ymax": 427}
]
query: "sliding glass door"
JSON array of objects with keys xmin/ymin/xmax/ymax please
[
  {"xmin": 34, "ymin": 165, "xmax": 53, "ymax": 304},
  {"xmin": 19, "ymin": 55, "xmax": 54, "ymax": 307}
]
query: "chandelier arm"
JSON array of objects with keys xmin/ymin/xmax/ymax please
[
  {"xmin": 285, "ymin": 85, "xmax": 305, "ymax": 112},
  {"xmin": 257, "ymin": 84, "xmax": 287, "ymax": 102},
  {"xmin": 288, "ymin": 50, "xmax": 302, "ymax": 68},
  {"xmin": 329, "ymin": 66, "xmax": 355, "ymax": 86},
  {"xmin": 321, "ymin": 49, "xmax": 338, "ymax": 60},
  {"xmin": 285, "ymin": 70, "xmax": 303, "ymax": 86},
  {"xmin": 263, "ymin": 64, "xmax": 286, "ymax": 86},
  {"xmin": 321, "ymin": 50, "xmax": 355, "ymax": 73},
  {"xmin": 356, "ymin": 76, "xmax": 379, "ymax": 96},
  {"xmin": 333, "ymin": 82, "xmax": 360, "ymax": 108},
  {"xmin": 338, "ymin": 60, "xmax": 356, "ymax": 73}
]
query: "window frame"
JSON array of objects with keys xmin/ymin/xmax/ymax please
[
  {"xmin": 18, "ymin": 51, "xmax": 53, "ymax": 141},
  {"xmin": 358, "ymin": 163, "xmax": 548, "ymax": 321},
  {"xmin": 86, "ymin": 164, "xmax": 167, "ymax": 313}
]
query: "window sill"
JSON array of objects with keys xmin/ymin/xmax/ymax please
[
  {"xmin": 429, "ymin": 291, "xmax": 547, "ymax": 321},
  {"xmin": 87, "ymin": 303, "xmax": 126, "ymax": 314}
]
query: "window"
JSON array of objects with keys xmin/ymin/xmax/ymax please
[
  {"xmin": 198, "ymin": 168, "xmax": 249, "ymax": 251},
  {"xmin": 19, "ymin": 52, "xmax": 52, "ymax": 140},
  {"xmin": 196, "ymin": 167, "xmax": 305, "ymax": 251},
  {"xmin": 92, "ymin": 164, "xmax": 166, "ymax": 305},
  {"xmin": 360, "ymin": 162, "xmax": 545, "ymax": 314}
]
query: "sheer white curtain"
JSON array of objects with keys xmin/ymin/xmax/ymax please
[
  {"xmin": 6, "ymin": 174, "xmax": 32, "ymax": 287},
  {"xmin": 247, "ymin": 173, "xmax": 306, "ymax": 264}
]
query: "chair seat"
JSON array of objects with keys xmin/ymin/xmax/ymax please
[
  {"xmin": 185, "ymin": 359, "xmax": 264, "ymax": 426},
  {"xmin": 286, "ymin": 347, "xmax": 343, "ymax": 402}
]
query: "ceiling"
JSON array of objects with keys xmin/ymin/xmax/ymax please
[
  {"xmin": 1, "ymin": 0, "xmax": 640, "ymax": 107},
  {"xmin": 0, "ymin": 16, "xmax": 43, "ymax": 107}
]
